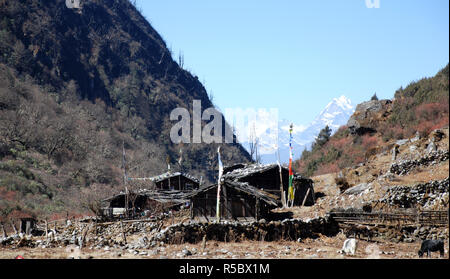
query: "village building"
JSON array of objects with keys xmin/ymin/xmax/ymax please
[
  {"xmin": 102, "ymin": 189, "xmax": 191, "ymax": 218},
  {"xmin": 101, "ymin": 171, "xmax": 200, "ymax": 219},
  {"xmin": 188, "ymin": 180, "xmax": 279, "ymax": 222},
  {"xmin": 222, "ymin": 163, "xmax": 315, "ymax": 206},
  {"xmin": 149, "ymin": 171, "xmax": 200, "ymax": 191}
]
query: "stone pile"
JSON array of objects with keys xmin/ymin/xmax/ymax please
[
  {"xmin": 0, "ymin": 220, "xmax": 162, "ymax": 250},
  {"xmin": 152, "ymin": 216, "xmax": 340, "ymax": 244},
  {"xmin": 379, "ymin": 177, "xmax": 449, "ymax": 209},
  {"xmin": 389, "ymin": 150, "xmax": 449, "ymax": 175},
  {"xmin": 375, "ymin": 225, "xmax": 448, "ymax": 243}
]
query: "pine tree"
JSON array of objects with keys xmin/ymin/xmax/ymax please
[{"xmin": 316, "ymin": 125, "xmax": 332, "ymax": 147}]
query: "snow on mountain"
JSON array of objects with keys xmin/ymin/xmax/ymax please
[{"xmin": 254, "ymin": 95, "xmax": 355, "ymax": 164}]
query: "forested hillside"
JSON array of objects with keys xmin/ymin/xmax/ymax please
[{"xmin": 0, "ymin": 0, "xmax": 250, "ymax": 219}]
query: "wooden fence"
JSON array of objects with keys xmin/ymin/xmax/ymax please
[{"xmin": 329, "ymin": 210, "xmax": 449, "ymax": 227}]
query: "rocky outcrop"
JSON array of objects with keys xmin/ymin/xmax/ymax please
[
  {"xmin": 347, "ymin": 99, "xmax": 392, "ymax": 135},
  {"xmin": 389, "ymin": 150, "xmax": 449, "ymax": 175},
  {"xmin": 379, "ymin": 177, "xmax": 449, "ymax": 209}
]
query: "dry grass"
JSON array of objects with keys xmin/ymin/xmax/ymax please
[{"xmin": 2, "ymin": 237, "xmax": 448, "ymax": 259}]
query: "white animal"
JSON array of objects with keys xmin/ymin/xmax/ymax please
[
  {"xmin": 47, "ymin": 229, "xmax": 57, "ymax": 242},
  {"xmin": 339, "ymin": 238, "xmax": 358, "ymax": 255}
]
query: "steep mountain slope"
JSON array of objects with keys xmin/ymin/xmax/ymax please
[
  {"xmin": 0, "ymin": 0, "xmax": 250, "ymax": 219},
  {"xmin": 296, "ymin": 64, "xmax": 449, "ymax": 177}
]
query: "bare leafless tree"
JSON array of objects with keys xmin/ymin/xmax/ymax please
[{"xmin": 248, "ymin": 123, "xmax": 261, "ymax": 163}]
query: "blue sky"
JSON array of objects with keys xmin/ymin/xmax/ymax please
[{"xmin": 135, "ymin": 0, "xmax": 449, "ymax": 125}]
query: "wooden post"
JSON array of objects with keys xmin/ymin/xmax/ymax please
[
  {"xmin": 10, "ymin": 219, "xmax": 17, "ymax": 235},
  {"xmin": 1, "ymin": 222, "xmax": 7, "ymax": 238},
  {"xmin": 302, "ymin": 188, "xmax": 311, "ymax": 207},
  {"xmin": 80, "ymin": 224, "xmax": 91, "ymax": 249},
  {"xmin": 25, "ymin": 221, "xmax": 31, "ymax": 236},
  {"xmin": 255, "ymin": 198, "xmax": 260, "ymax": 221},
  {"xmin": 201, "ymin": 234, "xmax": 206, "ymax": 253},
  {"xmin": 45, "ymin": 219, "xmax": 49, "ymax": 240},
  {"xmin": 120, "ymin": 220, "xmax": 127, "ymax": 244},
  {"xmin": 18, "ymin": 220, "xmax": 23, "ymax": 234}
]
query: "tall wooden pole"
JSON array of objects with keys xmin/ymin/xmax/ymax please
[
  {"xmin": 216, "ymin": 147, "xmax": 223, "ymax": 222},
  {"xmin": 122, "ymin": 141, "xmax": 128, "ymax": 218}
]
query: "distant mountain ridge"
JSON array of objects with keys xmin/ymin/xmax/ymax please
[{"xmin": 242, "ymin": 95, "xmax": 355, "ymax": 164}]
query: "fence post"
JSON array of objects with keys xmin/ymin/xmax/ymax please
[
  {"xmin": 25, "ymin": 221, "xmax": 31, "ymax": 236},
  {"xmin": 0, "ymin": 222, "xmax": 7, "ymax": 238}
]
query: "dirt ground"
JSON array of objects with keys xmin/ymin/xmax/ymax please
[{"xmin": 1, "ymin": 234, "xmax": 448, "ymax": 260}]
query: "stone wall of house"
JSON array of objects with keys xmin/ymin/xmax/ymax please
[{"xmin": 152, "ymin": 216, "xmax": 340, "ymax": 244}]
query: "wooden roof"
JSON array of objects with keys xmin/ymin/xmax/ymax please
[
  {"xmin": 103, "ymin": 189, "xmax": 190, "ymax": 205},
  {"xmin": 222, "ymin": 163, "xmax": 312, "ymax": 183},
  {"xmin": 147, "ymin": 171, "xmax": 200, "ymax": 184}
]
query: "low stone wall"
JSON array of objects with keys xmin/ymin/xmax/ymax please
[
  {"xmin": 152, "ymin": 216, "xmax": 340, "ymax": 244},
  {"xmin": 340, "ymin": 223, "xmax": 448, "ymax": 243},
  {"xmin": 378, "ymin": 177, "xmax": 449, "ymax": 209},
  {"xmin": 389, "ymin": 150, "xmax": 449, "ymax": 175},
  {"xmin": 371, "ymin": 225, "xmax": 448, "ymax": 243}
]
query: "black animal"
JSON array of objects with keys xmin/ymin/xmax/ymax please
[
  {"xmin": 345, "ymin": 225, "xmax": 373, "ymax": 242},
  {"xmin": 418, "ymin": 239, "xmax": 445, "ymax": 258}
]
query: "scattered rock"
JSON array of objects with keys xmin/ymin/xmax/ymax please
[{"xmin": 182, "ymin": 249, "xmax": 192, "ymax": 256}]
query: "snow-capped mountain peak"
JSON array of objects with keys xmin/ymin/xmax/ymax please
[
  {"xmin": 256, "ymin": 96, "xmax": 355, "ymax": 164},
  {"xmin": 334, "ymin": 95, "xmax": 353, "ymax": 110}
]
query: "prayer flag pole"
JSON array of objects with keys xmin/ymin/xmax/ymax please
[
  {"xmin": 288, "ymin": 124, "xmax": 295, "ymax": 207},
  {"xmin": 216, "ymin": 147, "xmax": 223, "ymax": 222}
]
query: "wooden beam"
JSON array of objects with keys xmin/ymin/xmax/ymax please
[
  {"xmin": 255, "ymin": 198, "xmax": 260, "ymax": 221},
  {"xmin": 302, "ymin": 188, "xmax": 311, "ymax": 207},
  {"xmin": 25, "ymin": 221, "xmax": 31, "ymax": 236},
  {"xmin": 120, "ymin": 220, "xmax": 127, "ymax": 244},
  {"xmin": 10, "ymin": 219, "xmax": 17, "ymax": 235}
]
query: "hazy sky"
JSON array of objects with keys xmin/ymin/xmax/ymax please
[{"xmin": 135, "ymin": 0, "xmax": 449, "ymax": 125}]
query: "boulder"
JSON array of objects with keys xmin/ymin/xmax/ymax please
[
  {"xmin": 344, "ymin": 183, "xmax": 372, "ymax": 195},
  {"xmin": 347, "ymin": 100, "xmax": 391, "ymax": 135}
]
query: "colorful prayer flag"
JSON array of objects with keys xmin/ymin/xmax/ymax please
[{"xmin": 288, "ymin": 124, "xmax": 294, "ymax": 204}]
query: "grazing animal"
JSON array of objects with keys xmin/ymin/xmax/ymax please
[
  {"xmin": 418, "ymin": 239, "xmax": 445, "ymax": 258},
  {"xmin": 345, "ymin": 225, "xmax": 373, "ymax": 242},
  {"xmin": 47, "ymin": 229, "xmax": 57, "ymax": 242},
  {"xmin": 339, "ymin": 238, "xmax": 358, "ymax": 255}
]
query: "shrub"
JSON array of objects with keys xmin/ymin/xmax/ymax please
[{"xmin": 335, "ymin": 177, "xmax": 351, "ymax": 193}]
